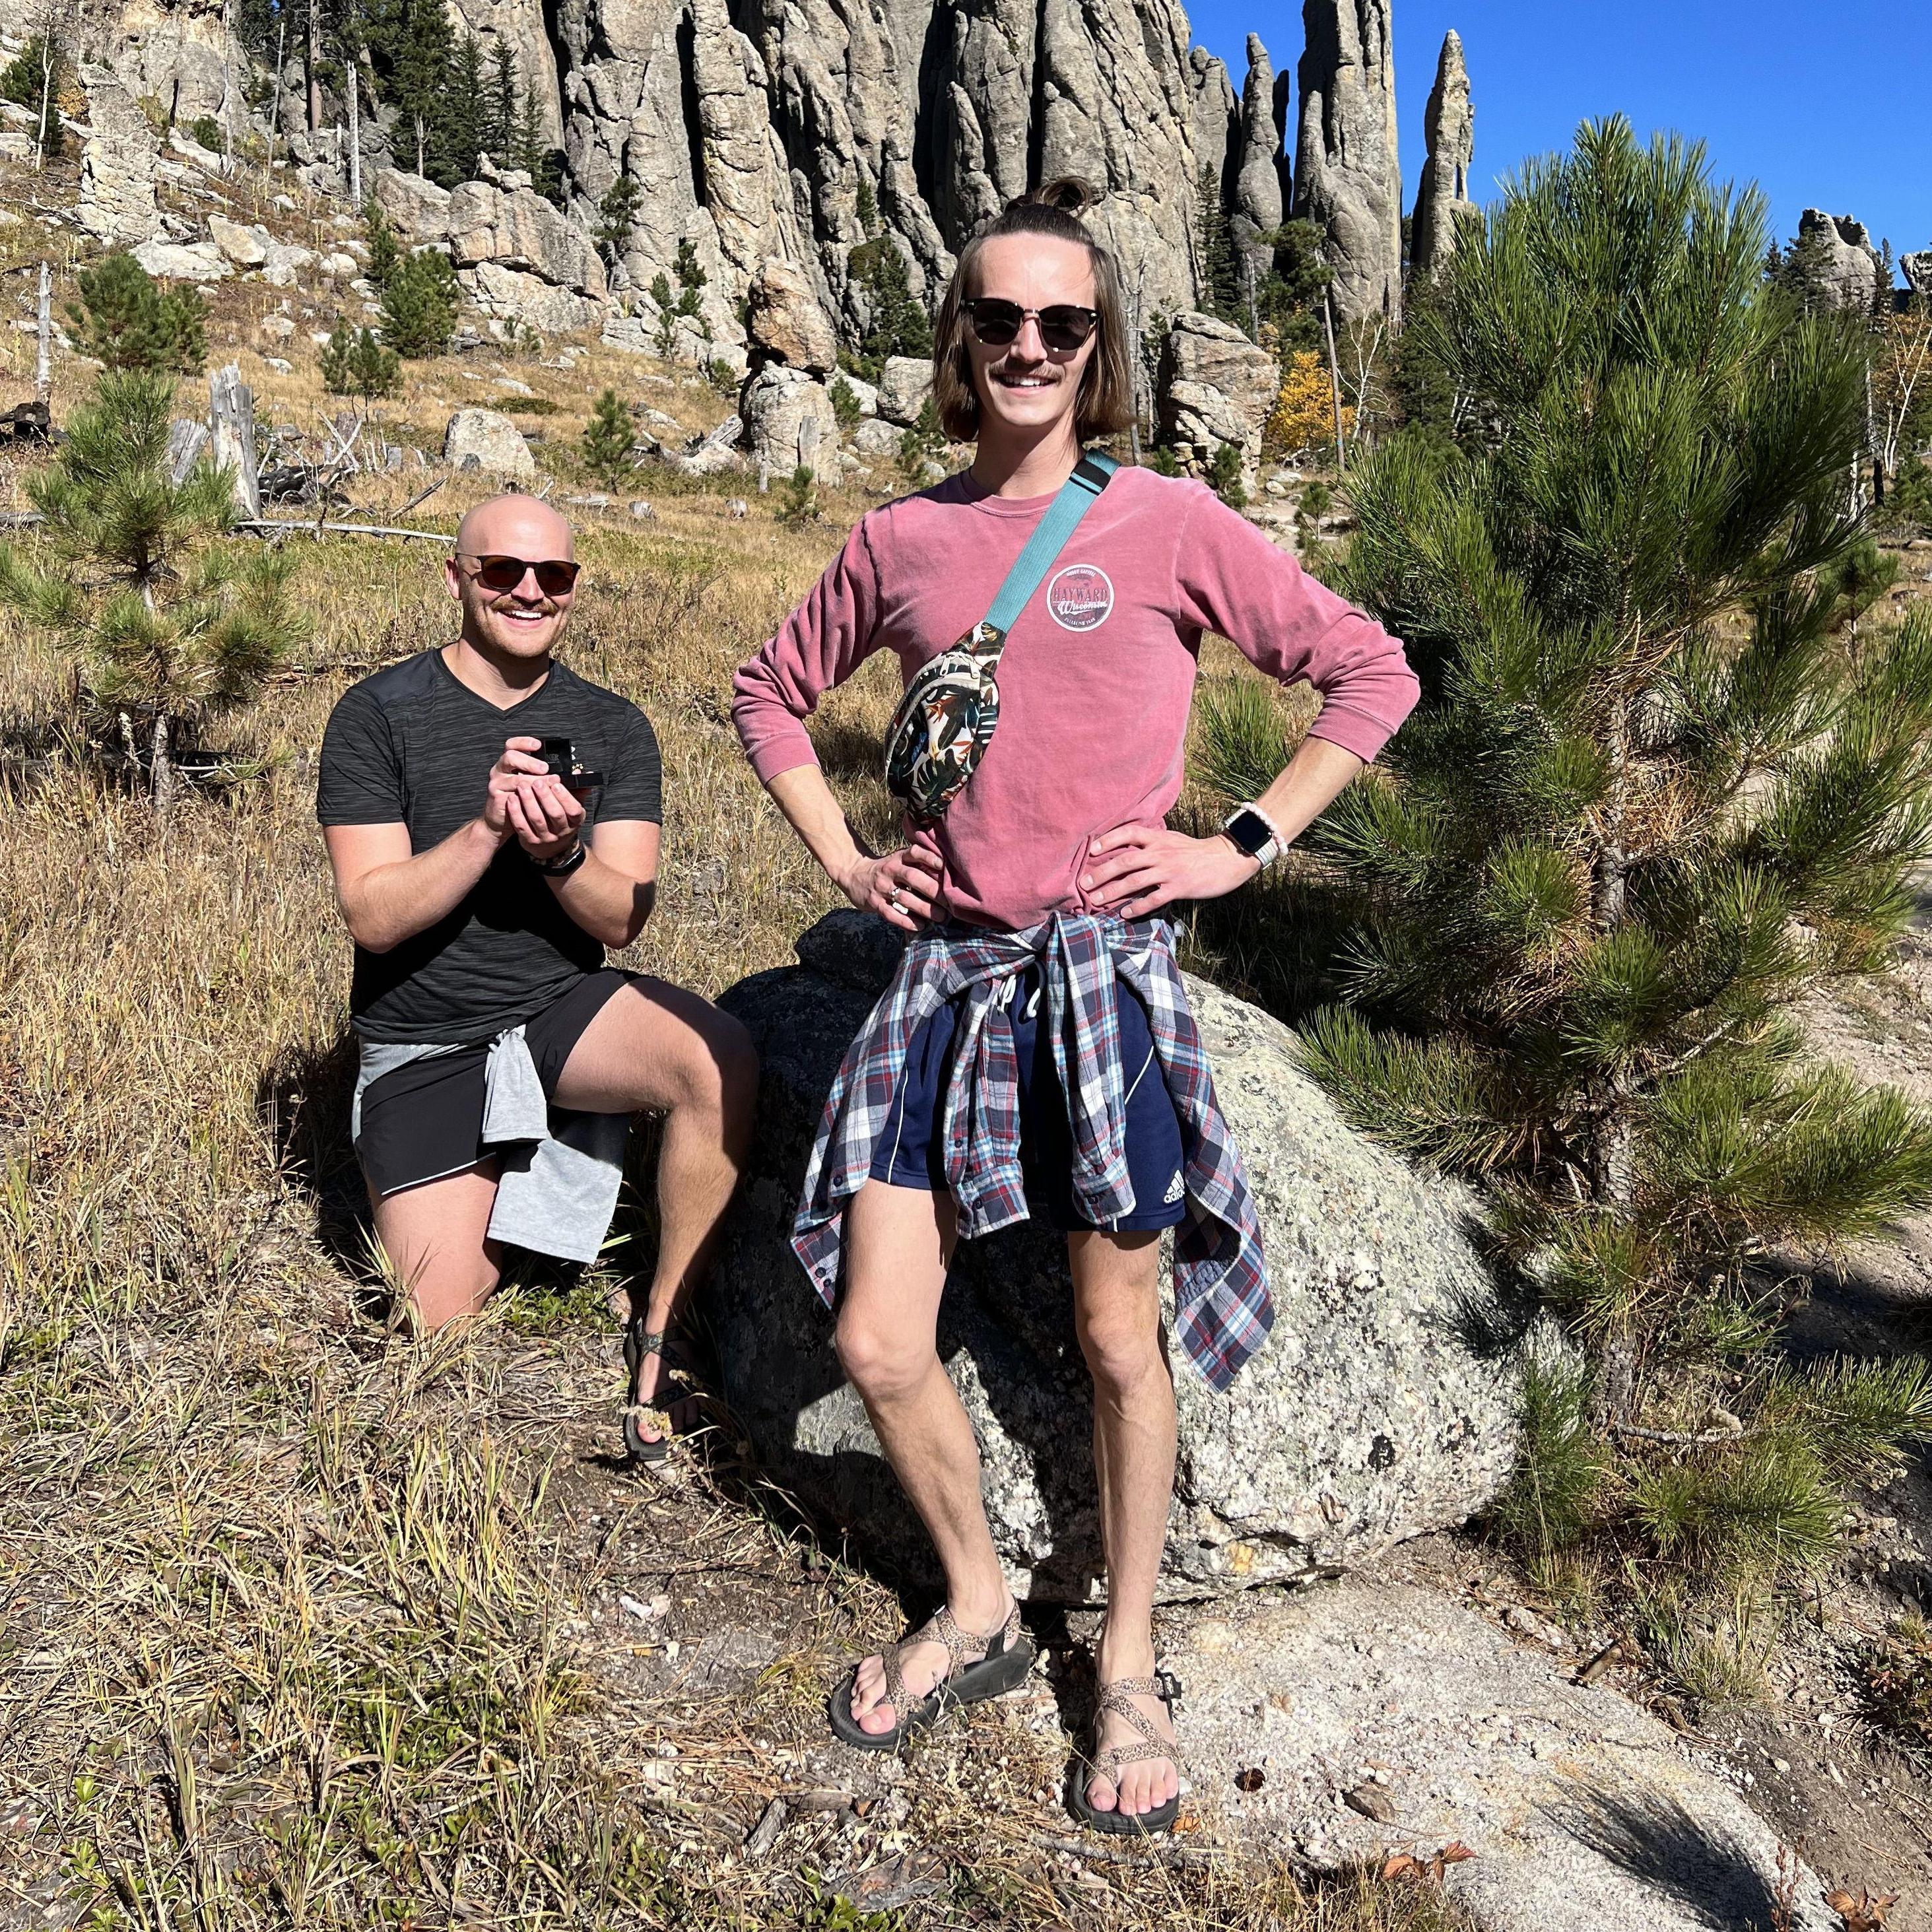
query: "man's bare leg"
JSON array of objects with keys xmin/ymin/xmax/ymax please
[
  {"xmin": 836, "ymin": 1179, "xmax": 1013, "ymax": 1735},
  {"xmin": 1070, "ymin": 1228, "xmax": 1180, "ymax": 1820},
  {"xmin": 372, "ymin": 1160, "xmax": 504, "ymax": 1331},
  {"xmin": 552, "ymin": 978, "xmax": 758, "ymax": 1434}
]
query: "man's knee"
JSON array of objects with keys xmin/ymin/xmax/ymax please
[
  {"xmin": 1076, "ymin": 1304, "xmax": 1166, "ymax": 1399},
  {"xmin": 836, "ymin": 1306, "xmax": 933, "ymax": 1405},
  {"xmin": 667, "ymin": 1001, "xmax": 758, "ymax": 1121}
]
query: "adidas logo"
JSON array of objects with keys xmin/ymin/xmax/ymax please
[{"xmin": 1162, "ymin": 1170, "xmax": 1185, "ymax": 1205}]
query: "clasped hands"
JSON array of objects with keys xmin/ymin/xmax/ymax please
[
  {"xmin": 485, "ymin": 735, "xmax": 584, "ymax": 864},
  {"xmin": 843, "ymin": 823, "xmax": 1261, "ymax": 933}
]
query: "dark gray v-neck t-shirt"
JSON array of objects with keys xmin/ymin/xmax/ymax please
[{"xmin": 316, "ymin": 649, "xmax": 662, "ymax": 1044}]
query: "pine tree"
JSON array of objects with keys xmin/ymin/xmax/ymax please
[
  {"xmin": 514, "ymin": 91, "xmax": 560, "ymax": 203},
  {"xmin": 443, "ymin": 33, "xmax": 486, "ymax": 182},
  {"xmin": 649, "ymin": 270, "xmax": 678, "ymax": 360},
  {"xmin": 850, "ymin": 232, "xmax": 931, "ymax": 378},
  {"xmin": 1206, "ymin": 440, "xmax": 1246, "ymax": 508},
  {"xmin": 321, "ymin": 317, "xmax": 400, "ymax": 399},
  {"xmin": 486, "ymin": 39, "xmax": 518, "ymax": 164},
  {"xmin": 362, "ymin": 199, "xmax": 401, "ymax": 289},
  {"xmin": 1193, "ymin": 164, "xmax": 1239, "ymax": 322},
  {"xmin": 380, "ymin": 248, "xmax": 459, "ymax": 356},
  {"xmin": 596, "ymin": 172, "xmax": 642, "ymax": 269},
  {"xmin": 67, "ymin": 253, "xmax": 207, "ymax": 374},
  {"xmin": 1, "ymin": 32, "xmax": 69, "ymax": 160},
  {"xmin": 580, "ymin": 388, "xmax": 635, "ymax": 486},
  {"xmin": 393, "ymin": 0, "xmax": 453, "ymax": 180},
  {"xmin": 1201, "ymin": 118, "xmax": 1932, "ymax": 1595},
  {"xmin": 0, "ymin": 372, "xmax": 304, "ymax": 821},
  {"xmin": 775, "ymin": 464, "xmax": 818, "ymax": 527}
]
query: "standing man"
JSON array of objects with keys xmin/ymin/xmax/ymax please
[{"xmin": 317, "ymin": 494, "xmax": 755, "ymax": 1460}]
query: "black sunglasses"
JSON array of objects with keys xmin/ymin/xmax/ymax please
[
  {"xmin": 963, "ymin": 298, "xmax": 1098, "ymax": 352},
  {"xmin": 457, "ymin": 553, "xmax": 582, "ymax": 597}
]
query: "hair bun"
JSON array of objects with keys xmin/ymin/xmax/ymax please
[{"xmin": 1018, "ymin": 176, "xmax": 1097, "ymax": 217}]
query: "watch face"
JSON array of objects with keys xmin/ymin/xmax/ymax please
[{"xmin": 1226, "ymin": 809, "xmax": 1272, "ymax": 856}]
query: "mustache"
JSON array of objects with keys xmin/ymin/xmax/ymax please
[{"xmin": 488, "ymin": 593, "xmax": 560, "ymax": 616}]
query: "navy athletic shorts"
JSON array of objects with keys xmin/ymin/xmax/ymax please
[
  {"xmin": 869, "ymin": 962, "xmax": 1188, "ymax": 1232},
  {"xmin": 354, "ymin": 968, "xmax": 638, "ymax": 1199}
]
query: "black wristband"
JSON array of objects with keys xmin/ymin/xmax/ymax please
[{"xmin": 533, "ymin": 840, "xmax": 587, "ymax": 878}]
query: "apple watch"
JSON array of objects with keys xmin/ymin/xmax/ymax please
[
  {"xmin": 1220, "ymin": 803, "xmax": 1284, "ymax": 869},
  {"xmin": 533, "ymin": 840, "xmax": 588, "ymax": 878}
]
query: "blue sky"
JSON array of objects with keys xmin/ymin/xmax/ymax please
[{"xmin": 1187, "ymin": 1, "xmax": 1931, "ymax": 277}]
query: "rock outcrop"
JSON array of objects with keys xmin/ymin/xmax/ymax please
[
  {"xmin": 77, "ymin": 69, "xmax": 160, "ymax": 246},
  {"xmin": 874, "ymin": 355, "xmax": 934, "ymax": 427},
  {"xmin": 1171, "ymin": 1580, "xmax": 1838, "ymax": 1931},
  {"xmin": 1292, "ymin": 0, "xmax": 1403, "ymax": 325},
  {"xmin": 1158, "ymin": 311, "xmax": 1279, "ymax": 473},
  {"xmin": 1187, "ymin": 48, "xmax": 1238, "ymax": 201},
  {"xmin": 747, "ymin": 261, "xmax": 839, "ymax": 376},
  {"xmin": 443, "ymin": 407, "xmax": 537, "ymax": 480},
  {"xmin": 100, "ymin": 0, "xmax": 234, "ymax": 128},
  {"xmin": 1409, "ymin": 28, "xmax": 1473, "ymax": 284},
  {"xmin": 1797, "ymin": 209, "xmax": 1883, "ymax": 314},
  {"xmin": 1903, "ymin": 252, "xmax": 1932, "ymax": 301},
  {"xmin": 448, "ymin": 178, "xmax": 609, "ymax": 333},
  {"xmin": 1232, "ymin": 36, "xmax": 1284, "ymax": 275},
  {"xmin": 369, "ymin": 167, "xmax": 455, "ymax": 246},
  {"xmin": 710, "ymin": 912, "xmax": 1531, "ymax": 1606},
  {"xmin": 739, "ymin": 366, "xmax": 838, "ymax": 475}
]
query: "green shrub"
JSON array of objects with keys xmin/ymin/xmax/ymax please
[
  {"xmin": 828, "ymin": 374, "xmax": 861, "ymax": 434},
  {"xmin": 1191, "ymin": 676, "xmax": 1291, "ymax": 806},
  {"xmin": 320, "ymin": 319, "xmax": 400, "ymax": 400},
  {"xmin": 775, "ymin": 465, "xmax": 818, "ymax": 528},
  {"xmin": 1207, "ymin": 440, "xmax": 1247, "ymax": 508},
  {"xmin": 896, "ymin": 395, "xmax": 945, "ymax": 486},
  {"xmin": 380, "ymin": 250, "xmax": 459, "ymax": 358},
  {"xmin": 66, "ymin": 253, "xmax": 207, "ymax": 374},
  {"xmin": 189, "ymin": 114, "xmax": 222, "ymax": 152},
  {"xmin": 580, "ymin": 389, "xmax": 635, "ymax": 487}
]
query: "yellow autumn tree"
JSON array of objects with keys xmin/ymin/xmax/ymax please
[{"xmin": 1265, "ymin": 349, "xmax": 1350, "ymax": 461}]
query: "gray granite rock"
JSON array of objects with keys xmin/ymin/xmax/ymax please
[
  {"xmin": 1168, "ymin": 1580, "xmax": 1836, "ymax": 1932},
  {"xmin": 1409, "ymin": 30, "xmax": 1474, "ymax": 285},
  {"xmin": 1796, "ymin": 209, "xmax": 1883, "ymax": 314},
  {"xmin": 875, "ymin": 354, "xmax": 933, "ymax": 426},
  {"xmin": 1187, "ymin": 48, "xmax": 1238, "ymax": 204},
  {"xmin": 208, "ymin": 216, "xmax": 270, "ymax": 267},
  {"xmin": 1158, "ymin": 311, "xmax": 1279, "ymax": 471},
  {"xmin": 77, "ymin": 69, "xmax": 160, "ymax": 247},
  {"xmin": 370, "ymin": 166, "xmax": 453, "ymax": 245},
  {"xmin": 710, "ymin": 912, "xmax": 1533, "ymax": 1605},
  {"xmin": 132, "ymin": 238, "xmax": 230, "ymax": 283},
  {"xmin": 1292, "ymin": 0, "xmax": 1403, "ymax": 325},
  {"xmin": 739, "ymin": 366, "xmax": 837, "ymax": 473},
  {"xmin": 443, "ymin": 407, "xmax": 536, "ymax": 480},
  {"xmin": 1232, "ymin": 36, "xmax": 1284, "ymax": 275},
  {"xmin": 1903, "ymin": 252, "xmax": 1932, "ymax": 301},
  {"xmin": 748, "ymin": 260, "xmax": 839, "ymax": 375}
]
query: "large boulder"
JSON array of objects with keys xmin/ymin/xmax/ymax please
[
  {"xmin": 76, "ymin": 69, "xmax": 160, "ymax": 246},
  {"xmin": 747, "ymin": 261, "xmax": 838, "ymax": 375},
  {"xmin": 369, "ymin": 166, "xmax": 453, "ymax": 245},
  {"xmin": 131, "ymin": 238, "xmax": 230, "ymax": 284},
  {"xmin": 464, "ymin": 263, "xmax": 607, "ymax": 335},
  {"xmin": 875, "ymin": 355, "xmax": 933, "ymax": 427},
  {"xmin": 207, "ymin": 216, "xmax": 269, "ymax": 268},
  {"xmin": 739, "ymin": 366, "xmax": 838, "ymax": 474},
  {"xmin": 1158, "ymin": 311, "xmax": 1279, "ymax": 470},
  {"xmin": 443, "ymin": 408, "xmax": 536, "ymax": 481},
  {"xmin": 448, "ymin": 180, "xmax": 607, "ymax": 297},
  {"xmin": 710, "ymin": 912, "xmax": 1531, "ymax": 1605}
]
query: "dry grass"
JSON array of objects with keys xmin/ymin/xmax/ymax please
[{"xmin": 0, "ymin": 181, "xmax": 1473, "ymax": 1929}]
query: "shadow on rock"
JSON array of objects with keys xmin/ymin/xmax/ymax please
[{"xmin": 1544, "ymin": 1782, "xmax": 1793, "ymax": 1931}]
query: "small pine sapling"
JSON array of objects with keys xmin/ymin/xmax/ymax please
[
  {"xmin": 581, "ymin": 388, "xmax": 636, "ymax": 486},
  {"xmin": 648, "ymin": 271, "xmax": 678, "ymax": 360},
  {"xmin": 596, "ymin": 173, "xmax": 642, "ymax": 270},
  {"xmin": 0, "ymin": 371, "xmax": 306, "ymax": 822},
  {"xmin": 896, "ymin": 395, "xmax": 945, "ymax": 486},
  {"xmin": 1207, "ymin": 440, "xmax": 1247, "ymax": 508},
  {"xmin": 321, "ymin": 319, "xmax": 400, "ymax": 400},
  {"xmin": 775, "ymin": 464, "xmax": 818, "ymax": 527},
  {"xmin": 828, "ymin": 374, "xmax": 861, "ymax": 434},
  {"xmin": 362, "ymin": 200, "xmax": 401, "ymax": 289},
  {"xmin": 67, "ymin": 253, "xmax": 207, "ymax": 374}
]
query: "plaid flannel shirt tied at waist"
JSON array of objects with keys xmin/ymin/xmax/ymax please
[{"xmin": 790, "ymin": 912, "xmax": 1273, "ymax": 1391}]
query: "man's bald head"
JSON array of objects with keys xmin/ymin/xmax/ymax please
[{"xmin": 454, "ymin": 493, "xmax": 574, "ymax": 561}]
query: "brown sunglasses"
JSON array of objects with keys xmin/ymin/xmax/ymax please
[{"xmin": 457, "ymin": 553, "xmax": 582, "ymax": 597}]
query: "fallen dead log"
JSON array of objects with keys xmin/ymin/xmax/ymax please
[{"xmin": 236, "ymin": 519, "xmax": 455, "ymax": 541}]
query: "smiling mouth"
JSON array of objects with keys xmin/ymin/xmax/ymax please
[
  {"xmin": 494, "ymin": 601, "xmax": 555, "ymax": 624},
  {"xmin": 995, "ymin": 372, "xmax": 1057, "ymax": 389}
]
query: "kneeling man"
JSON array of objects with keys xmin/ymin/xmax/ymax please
[{"xmin": 317, "ymin": 493, "xmax": 754, "ymax": 1459}]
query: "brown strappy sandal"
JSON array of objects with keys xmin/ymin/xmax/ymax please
[
  {"xmin": 622, "ymin": 1317, "xmax": 698, "ymax": 1465},
  {"xmin": 1067, "ymin": 1670, "xmax": 1183, "ymax": 1835},
  {"xmin": 828, "ymin": 1600, "xmax": 1035, "ymax": 1750}
]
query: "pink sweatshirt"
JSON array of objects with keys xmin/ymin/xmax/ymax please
[{"xmin": 731, "ymin": 465, "xmax": 1420, "ymax": 932}]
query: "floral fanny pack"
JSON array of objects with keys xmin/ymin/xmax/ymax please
[{"xmin": 883, "ymin": 452, "xmax": 1117, "ymax": 823}]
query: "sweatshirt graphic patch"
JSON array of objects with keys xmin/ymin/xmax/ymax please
[{"xmin": 1046, "ymin": 562, "xmax": 1115, "ymax": 632}]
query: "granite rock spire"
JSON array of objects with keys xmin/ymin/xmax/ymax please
[{"xmin": 1409, "ymin": 28, "xmax": 1473, "ymax": 284}]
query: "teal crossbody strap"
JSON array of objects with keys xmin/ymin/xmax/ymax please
[{"xmin": 982, "ymin": 451, "xmax": 1118, "ymax": 637}]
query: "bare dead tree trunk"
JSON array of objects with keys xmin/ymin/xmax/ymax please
[
  {"xmin": 269, "ymin": 15, "xmax": 286, "ymax": 171},
  {"xmin": 151, "ymin": 712, "xmax": 176, "ymax": 829},
  {"xmin": 34, "ymin": 24, "xmax": 55, "ymax": 172},
  {"xmin": 35, "ymin": 261, "xmax": 51, "ymax": 405},
  {"xmin": 1323, "ymin": 291, "xmax": 1347, "ymax": 475},
  {"xmin": 306, "ymin": 0, "xmax": 322, "ymax": 134},
  {"xmin": 345, "ymin": 22, "xmax": 362, "ymax": 209}
]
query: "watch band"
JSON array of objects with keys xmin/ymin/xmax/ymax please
[
  {"xmin": 533, "ymin": 840, "xmax": 587, "ymax": 877},
  {"xmin": 1221, "ymin": 803, "xmax": 1284, "ymax": 868}
]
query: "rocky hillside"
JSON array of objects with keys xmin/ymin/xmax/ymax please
[{"xmin": 48, "ymin": 0, "xmax": 1438, "ymax": 365}]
